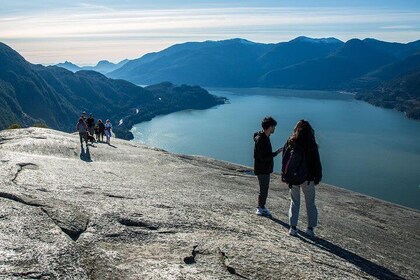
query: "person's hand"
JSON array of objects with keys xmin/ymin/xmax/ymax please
[{"xmin": 276, "ymin": 147, "xmax": 283, "ymax": 154}]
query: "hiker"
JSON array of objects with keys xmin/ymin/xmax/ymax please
[
  {"xmin": 97, "ymin": 119, "xmax": 105, "ymax": 142},
  {"xmin": 94, "ymin": 124, "xmax": 100, "ymax": 141},
  {"xmin": 86, "ymin": 113, "xmax": 95, "ymax": 136},
  {"xmin": 253, "ymin": 116, "xmax": 283, "ymax": 217},
  {"xmin": 76, "ymin": 117, "xmax": 88, "ymax": 147},
  {"xmin": 283, "ymin": 120, "xmax": 322, "ymax": 238},
  {"xmin": 105, "ymin": 119, "xmax": 112, "ymax": 144}
]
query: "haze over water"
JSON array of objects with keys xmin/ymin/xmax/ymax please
[{"xmin": 132, "ymin": 89, "xmax": 420, "ymax": 210}]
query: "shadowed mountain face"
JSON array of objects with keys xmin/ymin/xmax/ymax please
[
  {"xmin": 260, "ymin": 39, "xmax": 397, "ymax": 89},
  {"xmin": 258, "ymin": 36, "xmax": 344, "ymax": 72},
  {"xmin": 110, "ymin": 38, "xmax": 273, "ymax": 87},
  {"xmin": 0, "ymin": 127, "xmax": 419, "ymax": 279},
  {"xmin": 0, "ymin": 42, "xmax": 225, "ymax": 139}
]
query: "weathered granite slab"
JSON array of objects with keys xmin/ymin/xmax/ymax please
[{"xmin": 0, "ymin": 128, "xmax": 418, "ymax": 279}]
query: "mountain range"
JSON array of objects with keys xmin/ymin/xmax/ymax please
[
  {"xmin": 103, "ymin": 36, "xmax": 419, "ymax": 90},
  {"xmin": 106, "ymin": 36, "xmax": 420, "ymax": 119},
  {"xmin": 0, "ymin": 42, "xmax": 225, "ymax": 139}
]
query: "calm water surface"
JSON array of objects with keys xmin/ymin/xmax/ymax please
[{"xmin": 132, "ymin": 88, "xmax": 420, "ymax": 210}]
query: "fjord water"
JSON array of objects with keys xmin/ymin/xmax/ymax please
[{"xmin": 132, "ymin": 89, "xmax": 420, "ymax": 210}]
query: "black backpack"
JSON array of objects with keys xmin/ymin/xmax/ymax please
[{"xmin": 281, "ymin": 143, "xmax": 308, "ymax": 187}]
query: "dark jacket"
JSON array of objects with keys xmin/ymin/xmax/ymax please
[
  {"xmin": 283, "ymin": 140, "xmax": 322, "ymax": 184},
  {"xmin": 98, "ymin": 122, "xmax": 105, "ymax": 133},
  {"xmin": 254, "ymin": 131, "xmax": 279, "ymax": 175},
  {"xmin": 86, "ymin": 117, "xmax": 95, "ymax": 128}
]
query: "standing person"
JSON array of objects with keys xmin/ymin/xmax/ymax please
[
  {"xmin": 76, "ymin": 117, "xmax": 88, "ymax": 147},
  {"xmin": 94, "ymin": 124, "xmax": 100, "ymax": 141},
  {"xmin": 284, "ymin": 120, "xmax": 322, "ymax": 238},
  {"xmin": 253, "ymin": 116, "xmax": 282, "ymax": 217},
  {"xmin": 98, "ymin": 119, "xmax": 105, "ymax": 142},
  {"xmin": 86, "ymin": 113, "xmax": 95, "ymax": 137},
  {"xmin": 105, "ymin": 119, "xmax": 112, "ymax": 144}
]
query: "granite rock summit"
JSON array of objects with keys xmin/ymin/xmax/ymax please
[{"xmin": 0, "ymin": 128, "xmax": 418, "ymax": 279}]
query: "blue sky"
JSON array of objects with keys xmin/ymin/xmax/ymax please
[{"xmin": 1, "ymin": 0, "xmax": 419, "ymax": 65}]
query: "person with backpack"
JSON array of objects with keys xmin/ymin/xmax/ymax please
[
  {"xmin": 282, "ymin": 120, "xmax": 322, "ymax": 238},
  {"xmin": 253, "ymin": 116, "xmax": 283, "ymax": 217},
  {"xmin": 76, "ymin": 116, "xmax": 88, "ymax": 147}
]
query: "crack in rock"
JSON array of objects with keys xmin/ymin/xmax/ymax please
[
  {"xmin": 103, "ymin": 193, "xmax": 134, "ymax": 199},
  {"xmin": 0, "ymin": 137, "xmax": 13, "ymax": 144},
  {"xmin": 0, "ymin": 192, "xmax": 44, "ymax": 207},
  {"xmin": 12, "ymin": 271, "xmax": 52, "ymax": 279},
  {"xmin": 219, "ymin": 249, "xmax": 248, "ymax": 279},
  {"xmin": 11, "ymin": 163, "xmax": 39, "ymax": 184},
  {"xmin": 0, "ymin": 192, "xmax": 88, "ymax": 242},
  {"xmin": 152, "ymin": 204, "xmax": 173, "ymax": 209},
  {"xmin": 183, "ymin": 245, "xmax": 199, "ymax": 265},
  {"xmin": 118, "ymin": 217, "xmax": 158, "ymax": 230}
]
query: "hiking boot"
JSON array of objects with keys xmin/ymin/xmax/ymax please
[
  {"xmin": 305, "ymin": 228, "xmax": 315, "ymax": 238},
  {"xmin": 289, "ymin": 227, "xmax": 298, "ymax": 236},
  {"xmin": 262, "ymin": 208, "xmax": 272, "ymax": 217}
]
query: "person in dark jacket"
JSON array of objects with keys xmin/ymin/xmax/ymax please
[
  {"xmin": 284, "ymin": 119, "xmax": 322, "ymax": 238},
  {"xmin": 86, "ymin": 113, "xmax": 95, "ymax": 136},
  {"xmin": 254, "ymin": 116, "xmax": 283, "ymax": 217},
  {"xmin": 97, "ymin": 119, "xmax": 105, "ymax": 142}
]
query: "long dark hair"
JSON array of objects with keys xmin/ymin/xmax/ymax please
[{"xmin": 288, "ymin": 119, "xmax": 318, "ymax": 149}]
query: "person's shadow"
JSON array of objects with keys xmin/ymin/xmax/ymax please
[
  {"xmin": 80, "ymin": 146, "xmax": 92, "ymax": 162},
  {"xmin": 269, "ymin": 217, "xmax": 405, "ymax": 279}
]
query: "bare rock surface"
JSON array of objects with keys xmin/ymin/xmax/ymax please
[{"xmin": 0, "ymin": 128, "xmax": 419, "ymax": 279}]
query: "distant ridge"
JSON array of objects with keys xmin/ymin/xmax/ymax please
[
  {"xmin": 55, "ymin": 59, "xmax": 128, "ymax": 74},
  {"xmin": 56, "ymin": 61, "xmax": 81, "ymax": 72},
  {"xmin": 108, "ymin": 36, "xmax": 420, "ymax": 88}
]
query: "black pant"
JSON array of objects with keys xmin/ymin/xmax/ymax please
[{"xmin": 257, "ymin": 174, "xmax": 270, "ymax": 208}]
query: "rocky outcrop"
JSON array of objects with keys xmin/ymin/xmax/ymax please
[{"xmin": 0, "ymin": 128, "xmax": 419, "ymax": 279}]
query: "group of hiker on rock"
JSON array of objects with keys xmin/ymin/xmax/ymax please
[
  {"xmin": 254, "ymin": 117, "xmax": 322, "ymax": 238},
  {"xmin": 76, "ymin": 111, "xmax": 113, "ymax": 147}
]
